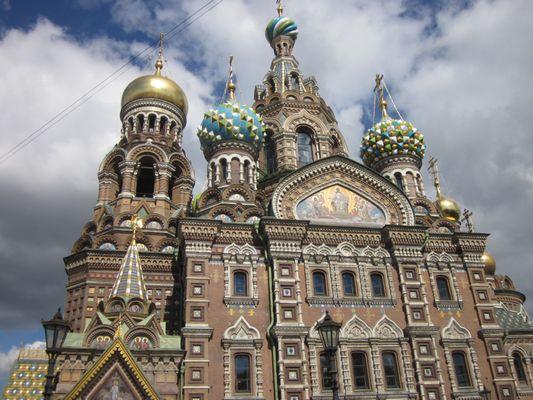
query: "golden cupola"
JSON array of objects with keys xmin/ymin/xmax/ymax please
[
  {"xmin": 428, "ymin": 157, "xmax": 461, "ymax": 222},
  {"xmin": 482, "ymin": 251, "xmax": 496, "ymax": 276},
  {"xmin": 121, "ymin": 36, "xmax": 188, "ymax": 115}
]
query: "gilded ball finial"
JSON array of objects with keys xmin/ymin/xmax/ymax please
[
  {"xmin": 154, "ymin": 32, "xmax": 165, "ymax": 75},
  {"xmin": 277, "ymin": 0, "xmax": 283, "ymax": 16},
  {"xmin": 482, "ymin": 251, "xmax": 496, "ymax": 275}
]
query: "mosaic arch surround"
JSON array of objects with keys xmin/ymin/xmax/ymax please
[{"xmin": 295, "ymin": 184, "xmax": 386, "ymax": 226}]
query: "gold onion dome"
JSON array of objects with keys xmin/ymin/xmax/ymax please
[
  {"xmin": 482, "ymin": 251, "xmax": 496, "ymax": 275},
  {"xmin": 436, "ymin": 196, "xmax": 461, "ymax": 222},
  {"xmin": 121, "ymin": 36, "xmax": 188, "ymax": 114}
]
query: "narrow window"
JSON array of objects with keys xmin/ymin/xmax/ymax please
[
  {"xmin": 243, "ymin": 160, "xmax": 251, "ymax": 183},
  {"xmin": 452, "ymin": 351, "xmax": 472, "ymax": 387},
  {"xmin": 148, "ymin": 114, "xmax": 156, "ymax": 131},
  {"xmin": 313, "ymin": 271, "xmax": 327, "ymax": 296},
  {"xmin": 297, "ymin": 127, "xmax": 314, "ymax": 167},
  {"xmin": 394, "ymin": 172, "xmax": 404, "ymax": 191},
  {"xmin": 351, "ymin": 352, "xmax": 370, "ymax": 389},
  {"xmin": 233, "ymin": 271, "xmax": 248, "ymax": 297},
  {"xmin": 513, "ymin": 352, "xmax": 527, "ymax": 383},
  {"xmin": 234, "ymin": 354, "xmax": 251, "ymax": 393},
  {"xmin": 436, "ymin": 276, "xmax": 452, "ymax": 300},
  {"xmin": 342, "ymin": 272, "xmax": 356, "ymax": 296},
  {"xmin": 220, "ymin": 159, "xmax": 228, "ymax": 183},
  {"xmin": 136, "ymin": 114, "xmax": 145, "ymax": 133},
  {"xmin": 136, "ymin": 156, "xmax": 155, "ymax": 198},
  {"xmin": 159, "ymin": 116, "xmax": 168, "ymax": 134},
  {"xmin": 382, "ymin": 351, "xmax": 400, "ymax": 389},
  {"xmin": 320, "ymin": 352, "xmax": 332, "ymax": 389},
  {"xmin": 371, "ymin": 273, "xmax": 385, "ymax": 297},
  {"xmin": 265, "ymin": 135, "xmax": 277, "ymax": 174}
]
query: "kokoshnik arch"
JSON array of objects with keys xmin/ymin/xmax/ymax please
[{"xmin": 15, "ymin": 3, "xmax": 533, "ymax": 400}]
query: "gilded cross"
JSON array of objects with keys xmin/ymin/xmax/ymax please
[{"xmin": 462, "ymin": 209, "xmax": 474, "ymax": 233}]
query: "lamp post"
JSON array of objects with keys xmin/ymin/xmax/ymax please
[
  {"xmin": 42, "ymin": 308, "xmax": 70, "ymax": 400},
  {"xmin": 316, "ymin": 311, "xmax": 342, "ymax": 400}
]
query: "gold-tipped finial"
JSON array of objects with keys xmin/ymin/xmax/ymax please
[
  {"xmin": 155, "ymin": 32, "xmax": 164, "ymax": 75},
  {"xmin": 130, "ymin": 214, "xmax": 143, "ymax": 245},
  {"xmin": 276, "ymin": 0, "xmax": 283, "ymax": 16},
  {"xmin": 427, "ymin": 156, "xmax": 442, "ymax": 198},
  {"xmin": 227, "ymin": 55, "xmax": 236, "ymax": 101},
  {"xmin": 374, "ymin": 73, "xmax": 389, "ymax": 119}
]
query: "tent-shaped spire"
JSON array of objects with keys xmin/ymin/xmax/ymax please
[{"xmin": 111, "ymin": 215, "xmax": 148, "ymax": 300}]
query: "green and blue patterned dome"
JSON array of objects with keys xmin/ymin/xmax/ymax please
[
  {"xmin": 360, "ymin": 117, "xmax": 426, "ymax": 167},
  {"xmin": 265, "ymin": 15, "xmax": 298, "ymax": 44},
  {"xmin": 197, "ymin": 100, "xmax": 265, "ymax": 152}
]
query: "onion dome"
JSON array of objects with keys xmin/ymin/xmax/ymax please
[
  {"xmin": 360, "ymin": 75, "xmax": 425, "ymax": 168},
  {"xmin": 197, "ymin": 60, "xmax": 265, "ymax": 153},
  {"xmin": 482, "ymin": 251, "xmax": 496, "ymax": 276},
  {"xmin": 121, "ymin": 34, "xmax": 188, "ymax": 114},
  {"xmin": 361, "ymin": 118, "xmax": 425, "ymax": 167},
  {"xmin": 265, "ymin": 2, "xmax": 298, "ymax": 44},
  {"xmin": 437, "ymin": 196, "xmax": 461, "ymax": 222}
]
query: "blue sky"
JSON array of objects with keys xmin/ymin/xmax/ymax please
[{"xmin": 1, "ymin": 0, "xmax": 533, "ymax": 389}]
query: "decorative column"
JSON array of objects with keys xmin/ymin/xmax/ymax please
[
  {"xmin": 119, "ymin": 160, "xmax": 137, "ymax": 198},
  {"xmin": 154, "ymin": 163, "xmax": 174, "ymax": 200}
]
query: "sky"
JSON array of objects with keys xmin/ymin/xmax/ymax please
[{"xmin": 1, "ymin": 0, "xmax": 532, "ymax": 388}]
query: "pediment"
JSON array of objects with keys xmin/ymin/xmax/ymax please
[
  {"xmin": 65, "ymin": 338, "xmax": 159, "ymax": 400},
  {"xmin": 271, "ymin": 156, "xmax": 414, "ymax": 226}
]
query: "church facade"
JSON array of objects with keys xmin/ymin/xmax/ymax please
[{"xmin": 48, "ymin": 4, "xmax": 533, "ymax": 400}]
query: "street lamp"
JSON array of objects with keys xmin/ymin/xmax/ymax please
[
  {"xmin": 316, "ymin": 311, "xmax": 342, "ymax": 400},
  {"xmin": 42, "ymin": 308, "xmax": 70, "ymax": 400}
]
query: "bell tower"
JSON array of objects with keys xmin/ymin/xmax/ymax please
[
  {"xmin": 66, "ymin": 34, "xmax": 194, "ymax": 333},
  {"xmin": 254, "ymin": 2, "xmax": 349, "ymax": 202}
]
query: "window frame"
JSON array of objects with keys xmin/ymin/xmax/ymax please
[
  {"xmin": 233, "ymin": 270, "xmax": 248, "ymax": 297},
  {"xmin": 312, "ymin": 270, "xmax": 328, "ymax": 297},
  {"xmin": 370, "ymin": 272, "xmax": 386, "ymax": 298},
  {"xmin": 452, "ymin": 350, "xmax": 472, "ymax": 388},
  {"xmin": 436, "ymin": 275, "xmax": 453, "ymax": 301},
  {"xmin": 341, "ymin": 271, "xmax": 357, "ymax": 297},
  {"xmin": 234, "ymin": 353, "xmax": 252, "ymax": 393},
  {"xmin": 513, "ymin": 352, "xmax": 528, "ymax": 383},
  {"xmin": 351, "ymin": 351, "xmax": 370, "ymax": 390},
  {"xmin": 382, "ymin": 351, "xmax": 401, "ymax": 389}
]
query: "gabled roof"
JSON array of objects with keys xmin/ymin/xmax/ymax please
[{"xmin": 64, "ymin": 337, "xmax": 159, "ymax": 400}]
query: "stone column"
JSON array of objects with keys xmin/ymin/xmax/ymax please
[
  {"xmin": 154, "ymin": 163, "xmax": 174, "ymax": 200},
  {"xmin": 119, "ymin": 160, "xmax": 137, "ymax": 198}
]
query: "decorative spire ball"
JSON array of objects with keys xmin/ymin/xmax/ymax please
[
  {"xmin": 155, "ymin": 32, "xmax": 164, "ymax": 75},
  {"xmin": 265, "ymin": 1, "xmax": 298, "ymax": 44},
  {"xmin": 196, "ymin": 56, "xmax": 265, "ymax": 154},
  {"xmin": 428, "ymin": 157, "xmax": 461, "ymax": 222}
]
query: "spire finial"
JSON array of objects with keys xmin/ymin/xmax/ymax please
[
  {"xmin": 276, "ymin": 0, "xmax": 283, "ymax": 16},
  {"xmin": 155, "ymin": 32, "xmax": 164, "ymax": 75},
  {"xmin": 227, "ymin": 55, "xmax": 236, "ymax": 101},
  {"xmin": 374, "ymin": 73, "xmax": 389, "ymax": 119},
  {"xmin": 428, "ymin": 156, "xmax": 442, "ymax": 198}
]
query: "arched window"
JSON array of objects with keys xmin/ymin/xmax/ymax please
[
  {"xmin": 297, "ymin": 127, "xmax": 314, "ymax": 167},
  {"xmin": 382, "ymin": 351, "xmax": 400, "ymax": 389},
  {"xmin": 452, "ymin": 351, "xmax": 471, "ymax": 387},
  {"xmin": 351, "ymin": 352, "xmax": 370, "ymax": 389},
  {"xmin": 342, "ymin": 272, "xmax": 356, "ymax": 296},
  {"xmin": 331, "ymin": 135, "xmax": 341, "ymax": 155},
  {"xmin": 265, "ymin": 134, "xmax": 277, "ymax": 174},
  {"xmin": 136, "ymin": 114, "xmax": 144, "ymax": 133},
  {"xmin": 370, "ymin": 273, "xmax": 385, "ymax": 297},
  {"xmin": 290, "ymin": 73, "xmax": 299, "ymax": 90},
  {"xmin": 234, "ymin": 354, "xmax": 251, "ymax": 393},
  {"xmin": 243, "ymin": 160, "xmax": 251, "ymax": 183},
  {"xmin": 148, "ymin": 114, "xmax": 156, "ymax": 132},
  {"xmin": 320, "ymin": 352, "xmax": 333, "ymax": 389},
  {"xmin": 268, "ymin": 78, "xmax": 276, "ymax": 94},
  {"xmin": 136, "ymin": 156, "xmax": 156, "ymax": 197},
  {"xmin": 394, "ymin": 172, "xmax": 404, "ymax": 191},
  {"xmin": 220, "ymin": 159, "xmax": 228, "ymax": 183},
  {"xmin": 233, "ymin": 271, "xmax": 248, "ymax": 296},
  {"xmin": 313, "ymin": 271, "xmax": 327, "ymax": 296},
  {"xmin": 159, "ymin": 116, "xmax": 168, "ymax": 134},
  {"xmin": 436, "ymin": 276, "xmax": 452, "ymax": 300},
  {"xmin": 513, "ymin": 352, "xmax": 527, "ymax": 383},
  {"xmin": 128, "ymin": 117, "xmax": 134, "ymax": 134}
]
